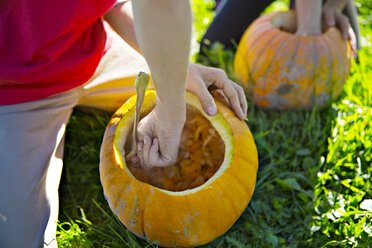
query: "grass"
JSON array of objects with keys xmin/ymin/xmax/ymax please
[{"xmin": 57, "ymin": 0, "xmax": 372, "ymax": 247}]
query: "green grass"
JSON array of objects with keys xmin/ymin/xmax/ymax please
[{"xmin": 57, "ymin": 0, "xmax": 372, "ymax": 247}]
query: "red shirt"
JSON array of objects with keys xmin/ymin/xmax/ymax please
[{"xmin": 0, "ymin": 0, "xmax": 116, "ymax": 105}]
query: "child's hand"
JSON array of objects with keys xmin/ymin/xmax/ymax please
[
  {"xmin": 322, "ymin": 0, "xmax": 357, "ymax": 53},
  {"xmin": 186, "ymin": 63, "xmax": 247, "ymax": 120},
  {"xmin": 130, "ymin": 103, "xmax": 185, "ymax": 169}
]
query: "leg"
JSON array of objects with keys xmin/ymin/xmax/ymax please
[
  {"xmin": 200, "ymin": 0, "xmax": 275, "ymax": 52},
  {"xmin": 79, "ymin": 28, "xmax": 150, "ymax": 112},
  {"xmin": 0, "ymin": 89, "xmax": 80, "ymax": 248}
]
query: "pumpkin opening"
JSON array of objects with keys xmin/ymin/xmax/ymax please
[
  {"xmin": 125, "ymin": 104, "xmax": 225, "ymax": 192},
  {"xmin": 272, "ymin": 11, "xmax": 328, "ymax": 34}
]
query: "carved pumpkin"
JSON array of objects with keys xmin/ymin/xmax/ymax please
[
  {"xmin": 234, "ymin": 10, "xmax": 353, "ymax": 109},
  {"xmin": 99, "ymin": 90, "xmax": 258, "ymax": 247}
]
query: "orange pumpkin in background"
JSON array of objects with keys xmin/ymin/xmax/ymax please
[
  {"xmin": 99, "ymin": 90, "xmax": 258, "ymax": 247},
  {"xmin": 234, "ymin": 10, "xmax": 353, "ymax": 110}
]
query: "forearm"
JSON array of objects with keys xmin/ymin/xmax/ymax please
[
  {"xmin": 295, "ymin": 0, "xmax": 322, "ymax": 35},
  {"xmin": 104, "ymin": 1, "xmax": 140, "ymax": 53},
  {"xmin": 132, "ymin": 0, "xmax": 192, "ymax": 123}
]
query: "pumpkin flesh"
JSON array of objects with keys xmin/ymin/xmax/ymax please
[{"xmin": 128, "ymin": 106, "xmax": 225, "ymax": 191}]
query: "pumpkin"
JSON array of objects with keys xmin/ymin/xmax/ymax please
[
  {"xmin": 99, "ymin": 90, "xmax": 258, "ymax": 247},
  {"xmin": 234, "ymin": 10, "xmax": 353, "ymax": 109}
]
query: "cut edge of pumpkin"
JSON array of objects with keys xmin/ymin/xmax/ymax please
[{"xmin": 113, "ymin": 90, "xmax": 235, "ymax": 196}]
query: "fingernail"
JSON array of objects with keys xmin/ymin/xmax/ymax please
[
  {"xmin": 130, "ymin": 155, "xmax": 139, "ymax": 164},
  {"xmin": 137, "ymin": 143, "xmax": 142, "ymax": 151},
  {"xmin": 208, "ymin": 106, "xmax": 217, "ymax": 115}
]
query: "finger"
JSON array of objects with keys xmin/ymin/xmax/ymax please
[
  {"xmin": 129, "ymin": 155, "xmax": 140, "ymax": 166},
  {"xmin": 335, "ymin": 12, "xmax": 350, "ymax": 40},
  {"xmin": 221, "ymin": 82, "xmax": 245, "ymax": 120},
  {"xmin": 232, "ymin": 83, "xmax": 248, "ymax": 117},
  {"xmin": 323, "ymin": 9, "xmax": 335, "ymax": 27},
  {"xmin": 142, "ymin": 136, "xmax": 151, "ymax": 168},
  {"xmin": 204, "ymin": 68, "xmax": 245, "ymax": 119},
  {"xmin": 136, "ymin": 141, "xmax": 144, "ymax": 166},
  {"xmin": 348, "ymin": 26, "xmax": 357, "ymax": 56},
  {"xmin": 148, "ymin": 138, "xmax": 161, "ymax": 166},
  {"xmin": 193, "ymin": 77, "xmax": 217, "ymax": 116}
]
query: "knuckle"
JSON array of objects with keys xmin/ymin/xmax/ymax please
[
  {"xmin": 213, "ymin": 68, "xmax": 226, "ymax": 77},
  {"xmin": 236, "ymin": 84, "xmax": 244, "ymax": 93}
]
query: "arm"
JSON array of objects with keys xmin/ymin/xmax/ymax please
[
  {"xmin": 130, "ymin": 0, "xmax": 192, "ymax": 167},
  {"xmin": 295, "ymin": 0, "xmax": 322, "ymax": 36},
  {"xmin": 104, "ymin": 0, "xmax": 247, "ymax": 168},
  {"xmin": 131, "ymin": 0, "xmax": 191, "ymax": 126},
  {"xmin": 104, "ymin": 1, "xmax": 140, "ymax": 53}
]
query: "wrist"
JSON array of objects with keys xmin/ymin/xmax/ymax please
[
  {"xmin": 155, "ymin": 94, "xmax": 186, "ymax": 127},
  {"xmin": 296, "ymin": 0, "xmax": 322, "ymax": 35}
]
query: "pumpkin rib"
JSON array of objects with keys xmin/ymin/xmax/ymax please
[
  {"xmin": 250, "ymin": 29, "xmax": 286, "ymax": 78},
  {"xmin": 251, "ymin": 31, "xmax": 289, "ymax": 103},
  {"xmin": 247, "ymin": 28, "xmax": 281, "ymax": 76},
  {"xmin": 319, "ymin": 35, "xmax": 334, "ymax": 105},
  {"xmin": 225, "ymin": 132, "xmax": 257, "ymax": 195},
  {"xmin": 213, "ymin": 181, "xmax": 240, "ymax": 217},
  {"xmin": 185, "ymin": 194, "xmax": 218, "ymax": 245},
  {"xmin": 224, "ymin": 169, "xmax": 251, "ymax": 201},
  {"xmin": 279, "ymin": 34, "xmax": 303, "ymax": 108},
  {"xmin": 235, "ymin": 23, "xmax": 273, "ymax": 88},
  {"xmin": 321, "ymin": 31, "xmax": 345, "ymax": 101},
  {"xmin": 293, "ymin": 36, "xmax": 316, "ymax": 107},
  {"xmin": 243, "ymin": 12, "xmax": 276, "ymax": 39},
  {"xmin": 139, "ymin": 188, "xmax": 149, "ymax": 239},
  {"xmin": 326, "ymin": 29, "xmax": 347, "ymax": 99},
  {"xmin": 226, "ymin": 157, "xmax": 257, "ymax": 198},
  {"xmin": 307, "ymin": 37, "xmax": 318, "ymax": 106},
  {"xmin": 328, "ymin": 28, "xmax": 352, "ymax": 98},
  {"xmin": 261, "ymin": 34, "xmax": 301, "ymax": 108},
  {"xmin": 283, "ymin": 35, "xmax": 306, "ymax": 106},
  {"xmin": 314, "ymin": 35, "xmax": 333, "ymax": 102}
]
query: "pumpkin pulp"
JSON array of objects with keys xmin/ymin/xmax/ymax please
[
  {"xmin": 113, "ymin": 90, "xmax": 234, "ymax": 194},
  {"xmin": 127, "ymin": 105, "xmax": 225, "ymax": 191}
]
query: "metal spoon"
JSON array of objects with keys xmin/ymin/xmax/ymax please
[{"xmin": 126, "ymin": 71, "xmax": 150, "ymax": 161}]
